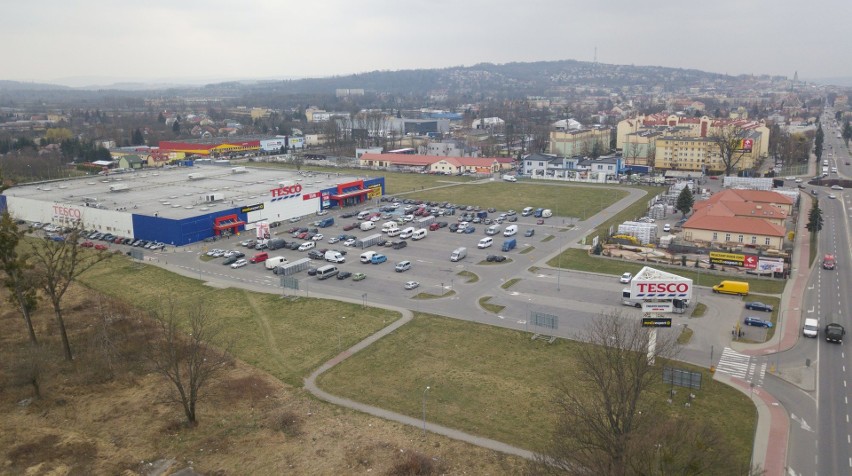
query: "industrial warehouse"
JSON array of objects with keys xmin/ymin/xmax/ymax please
[{"xmin": 0, "ymin": 164, "xmax": 385, "ymax": 245}]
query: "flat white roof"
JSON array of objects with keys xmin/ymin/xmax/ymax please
[{"xmin": 3, "ymin": 164, "xmax": 377, "ymax": 220}]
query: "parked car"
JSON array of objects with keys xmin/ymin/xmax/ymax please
[
  {"xmin": 744, "ymin": 316, "xmax": 773, "ymax": 328},
  {"xmin": 231, "ymin": 259, "xmax": 247, "ymax": 268},
  {"xmin": 619, "ymin": 272, "xmax": 633, "ymax": 284},
  {"xmin": 395, "ymin": 261, "xmax": 412, "ymax": 272},
  {"xmin": 343, "ymin": 223, "xmax": 359, "ymax": 231},
  {"xmin": 393, "ymin": 241, "xmax": 407, "ymax": 250},
  {"xmin": 663, "ymin": 224, "xmax": 671, "ymax": 232},
  {"xmin": 404, "ymin": 281, "xmax": 420, "ymax": 290},
  {"xmin": 343, "ymin": 238, "xmax": 357, "ymax": 247},
  {"xmin": 311, "ymin": 233, "xmax": 324, "ymax": 241},
  {"xmin": 336, "ymin": 271, "xmax": 352, "ymax": 280},
  {"xmin": 524, "ymin": 229, "xmax": 535, "ymax": 237},
  {"xmin": 745, "ymin": 302, "xmax": 773, "ymax": 312},
  {"xmin": 352, "ymin": 273, "xmax": 366, "ymax": 281},
  {"xmin": 80, "ymin": 241, "xmax": 94, "ymax": 248}
]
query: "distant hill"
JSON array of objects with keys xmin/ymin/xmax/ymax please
[{"xmin": 0, "ymin": 80, "xmax": 70, "ymax": 91}]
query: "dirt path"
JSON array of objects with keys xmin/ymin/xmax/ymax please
[{"xmin": 242, "ymin": 290, "xmax": 288, "ymax": 373}]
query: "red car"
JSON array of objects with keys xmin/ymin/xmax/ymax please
[
  {"xmin": 429, "ymin": 223, "xmax": 441, "ymax": 231},
  {"xmin": 80, "ymin": 241, "xmax": 94, "ymax": 248},
  {"xmin": 113, "ymin": 236, "xmax": 124, "ymax": 244},
  {"xmin": 94, "ymin": 244, "xmax": 108, "ymax": 251},
  {"xmin": 296, "ymin": 232, "xmax": 309, "ymax": 239},
  {"xmin": 343, "ymin": 223, "xmax": 359, "ymax": 231}
]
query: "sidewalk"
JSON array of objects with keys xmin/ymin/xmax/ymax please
[{"xmin": 725, "ymin": 160, "xmax": 817, "ymax": 474}]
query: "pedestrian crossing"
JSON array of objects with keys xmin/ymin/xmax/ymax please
[{"xmin": 716, "ymin": 347, "xmax": 766, "ymax": 386}]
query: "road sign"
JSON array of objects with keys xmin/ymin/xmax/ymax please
[
  {"xmin": 531, "ymin": 312, "xmax": 559, "ymax": 330},
  {"xmin": 663, "ymin": 367, "xmax": 702, "ymax": 389},
  {"xmin": 642, "ymin": 317, "xmax": 672, "ymax": 328}
]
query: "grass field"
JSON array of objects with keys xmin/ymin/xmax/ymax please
[
  {"xmin": 549, "ymin": 249, "xmax": 786, "ymax": 295},
  {"xmin": 78, "ymin": 259, "xmax": 398, "ymax": 387},
  {"xmin": 580, "ymin": 185, "xmax": 660, "ymax": 243},
  {"xmin": 404, "ymin": 181, "xmax": 628, "ymax": 217},
  {"xmin": 317, "ymin": 313, "xmax": 756, "ymax": 465},
  {"xmin": 478, "ymin": 296, "xmax": 505, "ymax": 314}
]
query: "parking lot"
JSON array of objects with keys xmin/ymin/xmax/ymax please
[{"xmin": 197, "ymin": 198, "xmax": 562, "ymax": 298}]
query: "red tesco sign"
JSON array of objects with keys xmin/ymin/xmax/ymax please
[
  {"xmin": 53, "ymin": 205, "xmax": 82, "ymax": 218},
  {"xmin": 270, "ymin": 184, "xmax": 303, "ymax": 197},
  {"xmin": 635, "ymin": 282, "xmax": 690, "ymax": 293}
]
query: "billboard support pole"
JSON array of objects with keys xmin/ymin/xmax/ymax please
[{"xmin": 647, "ymin": 328, "xmax": 658, "ymax": 365}]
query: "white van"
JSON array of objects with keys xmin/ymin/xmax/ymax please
[
  {"xmin": 399, "ymin": 227, "xmax": 415, "ymax": 239},
  {"xmin": 803, "ymin": 318, "xmax": 819, "ymax": 338},
  {"xmin": 450, "ymin": 247, "xmax": 467, "ymax": 262},
  {"xmin": 324, "ymin": 250, "xmax": 345, "ymax": 263},
  {"xmin": 298, "ymin": 241, "xmax": 315, "ymax": 251},
  {"xmin": 486, "ymin": 225, "xmax": 501, "ymax": 236},
  {"xmin": 412, "ymin": 228, "xmax": 427, "ymax": 240},
  {"xmin": 382, "ymin": 221, "xmax": 399, "ymax": 233},
  {"xmin": 478, "ymin": 237, "xmax": 493, "ymax": 248},
  {"xmin": 265, "ymin": 256, "xmax": 287, "ymax": 270},
  {"xmin": 522, "ymin": 207, "xmax": 534, "ymax": 216},
  {"xmin": 360, "ymin": 221, "xmax": 376, "ymax": 231},
  {"xmin": 316, "ymin": 264, "xmax": 338, "ymax": 280},
  {"xmin": 387, "ymin": 227, "xmax": 402, "ymax": 237},
  {"xmin": 541, "ymin": 209, "xmax": 553, "ymax": 218},
  {"xmin": 357, "ymin": 211, "xmax": 371, "ymax": 220},
  {"xmin": 360, "ymin": 251, "xmax": 377, "ymax": 263},
  {"xmin": 503, "ymin": 225, "xmax": 518, "ymax": 236}
]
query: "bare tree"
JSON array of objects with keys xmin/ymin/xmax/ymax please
[
  {"xmin": 147, "ymin": 300, "xmax": 233, "ymax": 425},
  {"xmin": 0, "ymin": 211, "xmax": 39, "ymax": 344},
  {"xmin": 28, "ymin": 224, "xmax": 111, "ymax": 360},
  {"xmin": 708, "ymin": 124, "xmax": 749, "ymax": 176},
  {"xmin": 532, "ymin": 313, "xmax": 679, "ymax": 476}
]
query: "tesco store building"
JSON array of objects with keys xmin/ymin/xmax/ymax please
[{"xmin": 0, "ymin": 164, "xmax": 384, "ymax": 246}]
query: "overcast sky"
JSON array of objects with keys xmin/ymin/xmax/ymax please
[{"xmin": 3, "ymin": 0, "xmax": 849, "ymax": 87}]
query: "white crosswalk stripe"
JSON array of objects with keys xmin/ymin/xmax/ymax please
[{"xmin": 716, "ymin": 347, "xmax": 766, "ymax": 385}]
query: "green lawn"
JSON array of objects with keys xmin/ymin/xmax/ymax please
[
  {"xmin": 549, "ymin": 249, "xmax": 786, "ymax": 295},
  {"xmin": 404, "ymin": 182, "xmax": 628, "ymax": 218},
  {"xmin": 78, "ymin": 259, "xmax": 398, "ymax": 387},
  {"xmin": 317, "ymin": 313, "xmax": 755, "ymax": 466}
]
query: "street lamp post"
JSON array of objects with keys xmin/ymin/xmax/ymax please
[{"xmin": 422, "ymin": 386, "xmax": 431, "ymax": 437}]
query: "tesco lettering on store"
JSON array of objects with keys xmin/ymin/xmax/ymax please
[
  {"xmin": 53, "ymin": 205, "xmax": 82, "ymax": 219},
  {"xmin": 270, "ymin": 184, "xmax": 302, "ymax": 198},
  {"xmin": 631, "ymin": 279, "xmax": 692, "ymax": 300}
]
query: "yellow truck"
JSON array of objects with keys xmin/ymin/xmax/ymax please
[{"xmin": 712, "ymin": 280, "xmax": 749, "ymax": 296}]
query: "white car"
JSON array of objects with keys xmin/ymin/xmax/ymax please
[
  {"xmin": 662, "ymin": 224, "xmax": 671, "ymax": 232},
  {"xmin": 316, "ymin": 210, "xmax": 328, "ymax": 216},
  {"xmin": 343, "ymin": 238, "xmax": 357, "ymax": 247},
  {"xmin": 311, "ymin": 233, "xmax": 324, "ymax": 241},
  {"xmin": 831, "ymin": 185, "xmax": 844, "ymax": 190},
  {"xmin": 619, "ymin": 272, "xmax": 633, "ymax": 284},
  {"xmin": 231, "ymin": 258, "xmax": 247, "ymax": 268},
  {"xmin": 795, "ymin": 178, "xmax": 802, "ymax": 183},
  {"xmin": 328, "ymin": 237, "xmax": 340, "ymax": 244},
  {"xmin": 785, "ymin": 176, "xmax": 795, "ymax": 180},
  {"xmin": 829, "ymin": 194, "xmax": 837, "ymax": 199},
  {"xmin": 404, "ymin": 281, "xmax": 420, "ymax": 290},
  {"xmin": 298, "ymin": 241, "xmax": 315, "ymax": 251}
]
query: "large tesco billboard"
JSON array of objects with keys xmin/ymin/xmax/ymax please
[{"xmin": 630, "ymin": 278, "xmax": 693, "ymax": 301}]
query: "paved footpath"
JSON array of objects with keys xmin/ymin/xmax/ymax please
[{"xmin": 302, "ymin": 305, "xmax": 536, "ymax": 460}]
